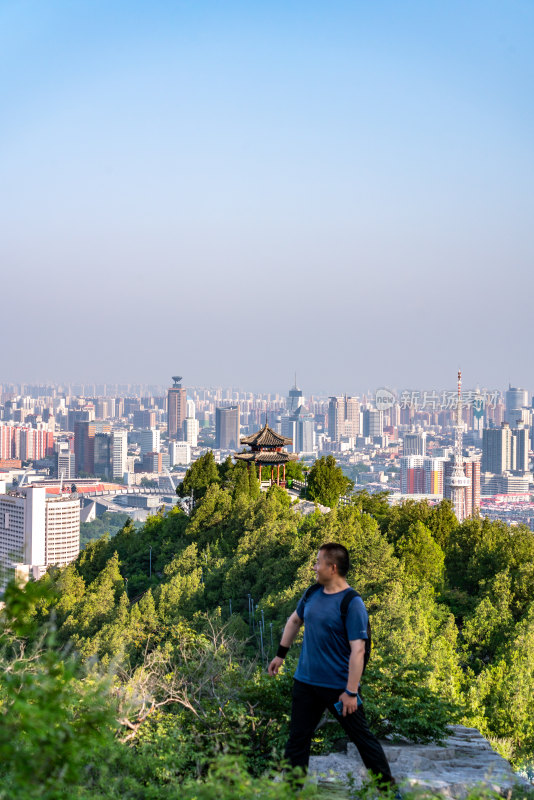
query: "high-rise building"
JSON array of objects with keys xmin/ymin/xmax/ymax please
[
  {"xmin": 170, "ymin": 440, "xmax": 191, "ymax": 466},
  {"xmin": 168, "ymin": 376, "xmax": 187, "ymax": 440},
  {"xmin": 400, "ymin": 456, "xmax": 443, "ymax": 494},
  {"xmin": 402, "ymin": 432, "xmax": 426, "ymax": 457},
  {"xmin": 215, "ymin": 405, "xmax": 240, "ymax": 450},
  {"xmin": 93, "ymin": 433, "xmax": 111, "ymax": 478},
  {"xmin": 111, "ymin": 430, "xmax": 128, "ymax": 479},
  {"xmin": 363, "ymin": 408, "xmax": 383, "ymax": 438},
  {"xmin": 183, "ymin": 417, "xmax": 199, "ymax": 448},
  {"xmin": 56, "ymin": 444, "xmax": 75, "ymax": 481},
  {"xmin": 0, "ymin": 485, "xmax": 80, "ymax": 591},
  {"xmin": 74, "ymin": 421, "xmax": 95, "ymax": 475},
  {"xmin": 0, "ymin": 422, "xmax": 54, "ymax": 462},
  {"xmin": 328, "ymin": 396, "xmax": 345, "ymax": 441},
  {"xmin": 505, "ymin": 386, "xmax": 529, "ymax": 427},
  {"xmin": 281, "ymin": 416, "xmax": 297, "ymax": 453},
  {"xmin": 139, "ymin": 452, "xmax": 163, "ymax": 473},
  {"xmin": 186, "ymin": 398, "xmax": 196, "ymax": 419},
  {"xmin": 345, "ymin": 397, "xmax": 361, "ymax": 439},
  {"xmin": 133, "ymin": 409, "xmax": 156, "ymax": 429},
  {"xmin": 293, "ymin": 406, "xmax": 315, "ymax": 455},
  {"xmin": 287, "ymin": 379, "xmax": 304, "ymax": 414},
  {"xmin": 512, "ymin": 425, "xmax": 530, "ymax": 474},
  {"xmin": 138, "ymin": 428, "xmax": 160, "ymax": 457},
  {"xmin": 74, "ymin": 421, "xmax": 111, "ymax": 476},
  {"xmin": 328, "ymin": 396, "xmax": 360, "ymax": 441},
  {"xmin": 482, "ymin": 423, "xmax": 513, "ymax": 474}
]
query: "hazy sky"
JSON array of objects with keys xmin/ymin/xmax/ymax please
[{"xmin": 2, "ymin": 1, "xmax": 533, "ymax": 395}]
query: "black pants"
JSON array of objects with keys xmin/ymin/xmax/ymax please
[{"xmin": 285, "ymin": 679, "xmax": 395, "ymax": 786}]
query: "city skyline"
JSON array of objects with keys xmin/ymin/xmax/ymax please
[
  {"xmin": 0, "ymin": 375, "xmax": 528, "ymax": 403},
  {"xmin": 2, "ymin": 1, "xmax": 534, "ymax": 389}
]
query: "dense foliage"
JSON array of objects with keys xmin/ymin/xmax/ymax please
[
  {"xmin": 2, "ymin": 454, "xmax": 534, "ymax": 797},
  {"xmin": 307, "ymin": 455, "xmax": 354, "ymax": 507},
  {"xmin": 80, "ymin": 511, "xmax": 142, "ymax": 547}
]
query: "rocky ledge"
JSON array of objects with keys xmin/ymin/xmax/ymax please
[{"xmin": 309, "ymin": 725, "xmax": 532, "ymax": 798}]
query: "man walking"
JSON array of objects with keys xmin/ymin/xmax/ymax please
[{"xmin": 268, "ymin": 542, "xmax": 396, "ymax": 789}]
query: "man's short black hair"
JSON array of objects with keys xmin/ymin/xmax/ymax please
[{"xmin": 319, "ymin": 543, "xmax": 350, "ymax": 577}]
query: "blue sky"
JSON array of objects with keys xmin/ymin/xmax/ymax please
[{"xmin": 1, "ymin": 1, "xmax": 533, "ymax": 395}]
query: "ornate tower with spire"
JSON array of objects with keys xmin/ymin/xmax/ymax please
[{"xmin": 446, "ymin": 370, "xmax": 469, "ymax": 522}]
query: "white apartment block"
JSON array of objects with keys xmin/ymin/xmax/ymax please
[
  {"xmin": 0, "ymin": 486, "xmax": 80, "ymax": 592},
  {"xmin": 138, "ymin": 428, "xmax": 160, "ymax": 456},
  {"xmin": 183, "ymin": 417, "xmax": 199, "ymax": 448},
  {"xmin": 112, "ymin": 430, "xmax": 128, "ymax": 478},
  {"xmin": 170, "ymin": 441, "xmax": 191, "ymax": 466}
]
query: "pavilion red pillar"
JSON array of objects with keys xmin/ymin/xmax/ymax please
[
  {"xmin": 258, "ymin": 465, "xmax": 262, "ymax": 483},
  {"xmin": 276, "ymin": 464, "xmax": 280, "ymax": 485},
  {"xmin": 283, "ymin": 463, "xmax": 286, "ymax": 484}
]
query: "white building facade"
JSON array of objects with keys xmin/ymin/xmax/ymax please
[{"xmin": 0, "ymin": 486, "xmax": 80, "ymax": 592}]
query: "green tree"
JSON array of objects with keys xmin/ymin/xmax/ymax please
[
  {"xmin": 178, "ymin": 451, "xmax": 220, "ymax": 502},
  {"xmin": 248, "ymin": 462, "xmax": 260, "ymax": 500},
  {"xmin": 0, "ymin": 581, "xmax": 118, "ymax": 800},
  {"xmin": 306, "ymin": 455, "xmax": 353, "ymax": 508},
  {"xmin": 396, "ymin": 521, "xmax": 445, "ymax": 588},
  {"xmin": 284, "ymin": 460, "xmax": 305, "ymax": 483}
]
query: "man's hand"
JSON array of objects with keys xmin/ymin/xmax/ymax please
[
  {"xmin": 338, "ymin": 691, "xmax": 359, "ymax": 717},
  {"xmin": 268, "ymin": 656, "xmax": 284, "ymax": 676}
]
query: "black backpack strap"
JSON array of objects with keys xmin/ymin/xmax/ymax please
[
  {"xmin": 341, "ymin": 589, "xmax": 371, "ymax": 673},
  {"xmin": 340, "ymin": 588, "xmax": 359, "ymax": 621},
  {"xmin": 303, "ymin": 583, "xmax": 322, "ymax": 603}
]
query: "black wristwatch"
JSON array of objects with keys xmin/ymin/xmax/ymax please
[{"xmin": 344, "ymin": 688, "xmax": 358, "ymax": 697}]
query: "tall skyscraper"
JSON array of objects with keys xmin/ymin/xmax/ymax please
[
  {"xmin": 74, "ymin": 421, "xmax": 95, "ymax": 476},
  {"xmin": 74, "ymin": 421, "xmax": 111, "ymax": 476},
  {"xmin": 505, "ymin": 386, "xmax": 529, "ymax": 427},
  {"xmin": 215, "ymin": 405, "xmax": 240, "ymax": 450},
  {"xmin": 183, "ymin": 417, "xmax": 199, "ymax": 448},
  {"xmin": 446, "ymin": 370, "xmax": 470, "ymax": 522},
  {"xmin": 512, "ymin": 425, "xmax": 529, "ymax": 474},
  {"xmin": 168, "ymin": 376, "xmax": 187, "ymax": 440},
  {"xmin": 482, "ymin": 423, "xmax": 513, "ymax": 474},
  {"xmin": 402, "ymin": 432, "xmax": 426, "ymax": 457},
  {"xmin": 328, "ymin": 396, "xmax": 360, "ymax": 441},
  {"xmin": 294, "ymin": 406, "xmax": 315, "ymax": 455},
  {"xmin": 287, "ymin": 379, "xmax": 304, "ymax": 414},
  {"xmin": 328, "ymin": 396, "xmax": 345, "ymax": 441},
  {"xmin": 138, "ymin": 428, "xmax": 160, "ymax": 457},
  {"xmin": 56, "ymin": 443, "xmax": 75, "ymax": 480},
  {"xmin": 94, "ymin": 433, "xmax": 112, "ymax": 478},
  {"xmin": 111, "ymin": 430, "xmax": 128, "ymax": 479},
  {"xmin": 345, "ymin": 397, "xmax": 361, "ymax": 438},
  {"xmin": 363, "ymin": 408, "xmax": 383, "ymax": 438}
]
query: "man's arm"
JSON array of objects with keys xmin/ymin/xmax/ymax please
[
  {"xmin": 267, "ymin": 611, "xmax": 303, "ymax": 675},
  {"xmin": 338, "ymin": 639, "xmax": 365, "ymax": 716}
]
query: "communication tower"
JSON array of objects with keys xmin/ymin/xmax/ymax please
[{"xmin": 446, "ymin": 370, "xmax": 469, "ymax": 522}]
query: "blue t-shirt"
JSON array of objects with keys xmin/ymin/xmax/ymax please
[{"xmin": 294, "ymin": 586, "xmax": 368, "ymax": 690}]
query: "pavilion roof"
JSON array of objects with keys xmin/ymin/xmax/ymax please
[
  {"xmin": 240, "ymin": 423, "xmax": 293, "ymax": 448},
  {"xmin": 234, "ymin": 451, "xmax": 298, "ymax": 464}
]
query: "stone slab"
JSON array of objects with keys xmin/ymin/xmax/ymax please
[{"xmin": 309, "ymin": 725, "xmax": 532, "ymax": 798}]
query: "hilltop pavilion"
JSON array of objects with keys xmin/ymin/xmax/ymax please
[{"xmin": 234, "ymin": 423, "xmax": 299, "ymax": 487}]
